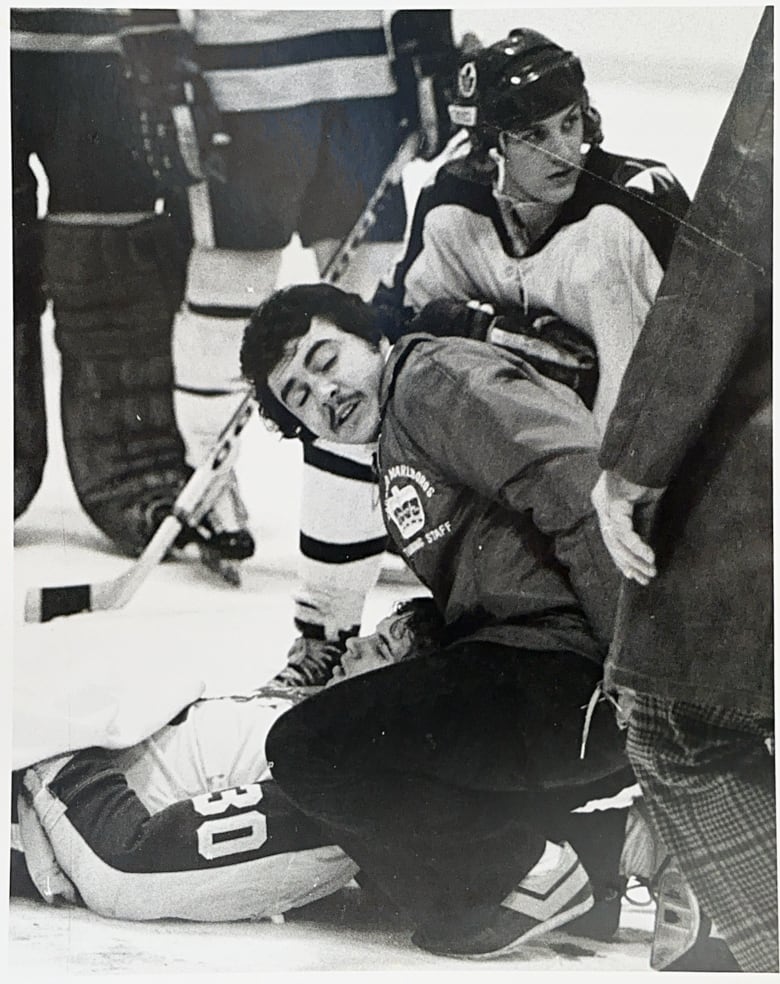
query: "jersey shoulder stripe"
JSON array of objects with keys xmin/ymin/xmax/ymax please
[
  {"xmin": 375, "ymin": 158, "xmax": 512, "ymax": 322},
  {"xmin": 528, "ymin": 148, "xmax": 690, "ymax": 267}
]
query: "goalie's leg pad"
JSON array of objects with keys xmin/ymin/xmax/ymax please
[
  {"xmin": 13, "ymin": 166, "xmax": 47, "ymax": 518},
  {"xmin": 45, "ymin": 214, "xmax": 191, "ymax": 556}
]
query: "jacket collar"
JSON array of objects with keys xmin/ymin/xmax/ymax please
[{"xmin": 378, "ymin": 335, "xmax": 427, "ymax": 423}]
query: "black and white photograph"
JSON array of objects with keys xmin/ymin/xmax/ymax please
[{"xmin": 9, "ymin": 3, "xmax": 774, "ymax": 977}]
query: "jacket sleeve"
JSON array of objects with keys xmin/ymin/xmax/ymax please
[
  {"xmin": 599, "ymin": 9, "xmax": 772, "ymax": 487},
  {"xmin": 400, "ymin": 345, "xmax": 619, "ymax": 647}
]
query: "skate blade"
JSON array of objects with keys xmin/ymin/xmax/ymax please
[{"xmin": 199, "ymin": 548, "xmax": 243, "ymax": 587}]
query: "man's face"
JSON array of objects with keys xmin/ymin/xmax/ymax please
[
  {"xmin": 499, "ymin": 101, "xmax": 585, "ymax": 205},
  {"xmin": 340, "ymin": 610, "xmax": 417, "ymax": 678},
  {"xmin": 267, "ymin": 316, "xmax": 387, "ymax": 444}
]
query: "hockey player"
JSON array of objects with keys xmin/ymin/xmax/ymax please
[
  {"xmin": 11, "ymin": 597, "xmax": 650, "ymax": 946},
  {"xmin": 375, "ymin": 27, "xmax": 691, "ymax": 432},
  {"xmin": 11, "ymin": 9, "xmax": 194, "ymax": 555},
  {"xmin": 8, "ymin": 601, "xmax": 443, "ymax": 922},
  {"xmin": 239, "ymin": 284, "xmax": 639, "ymax": 957},
  {"xmin": 11, "ymin": 690, "xmax": 356, "ymax": 921},
  {"xmin": 273, "ymin": 25, "xmax": 690, "ymax": 686},
  {"xmin": 167, "ymin": 10, "xmax": 457, "ymax": 604}
]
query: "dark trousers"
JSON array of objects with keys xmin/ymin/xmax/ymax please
[{"xmin": 268, "ymin": 641, "xmax": 633, "ymax": 935}]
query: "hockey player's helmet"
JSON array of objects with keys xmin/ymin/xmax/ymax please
[{"xmin": 449, "ymin": 28, "xmax": 603, "ymax": 147}]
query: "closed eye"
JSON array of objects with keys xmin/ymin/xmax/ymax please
[
  {"xmin": 292, "ymin": 384, "xmax": 310, "ymax": 410},
  {"xmin": 307, "ymin": 341, "xmax": 338, "ymax": 374}
]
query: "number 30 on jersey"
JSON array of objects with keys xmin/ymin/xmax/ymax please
[{"xmin": 192, "ymin": 783, "xmax": 268, "ymax": 861}]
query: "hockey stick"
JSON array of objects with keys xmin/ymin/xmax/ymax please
[
  {"xmin": 24, "ymin": 393, "xmax": 255, "ymax": 623},
  {"xmin": 321, "ymin": 127, "xmax": 420, "ymax": 285}
]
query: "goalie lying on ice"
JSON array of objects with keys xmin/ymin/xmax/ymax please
[{"xmin": 14, "ymin": 600, "xmax": 632, "ymax": 934}]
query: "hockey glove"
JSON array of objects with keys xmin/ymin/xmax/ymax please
[
  {"xmin": 389, "ymin": 10, "xmax": 460, "ymax": 159},
  {"xmin": 489, "ymin": 305, "xmax": 600, "ymax": 408},
  {"xmin": 408, "ymin": 298, "xmax": 496, "ymax": 342},
  {"xmin": 413, "ymin": 300, "xmax": 599, "ymax": 409},
  {"xmin": 119, "ymin": 24, "xmax": 230, "ymax": 193},
  {"xmin": 270, "ymin": 637, "xmax": 345, "ymax": 688}
]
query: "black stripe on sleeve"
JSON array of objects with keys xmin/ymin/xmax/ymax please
[
  {"xmin": 300, "ymin": 533, "xmax": 388, "ymax": 564},
  {"xmin": 303, "ymin": 443, "xmax": 377, "ymax": 483}
]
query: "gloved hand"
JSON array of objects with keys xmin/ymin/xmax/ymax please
[
  {"xmin": 409, "ymin": 298, "xmax": 496, "ymax": 341},
  {"xmin": 411, "ymin": 299, "xmax": 600, "ymax": 408},
  {"xmin": 270, "ymin": 637, "xmax": 345, "ymax": 688},
  {"xmin": 119, "ymin": 24, "xmax": 230, "ymax": 192},
  {"xmin": 489, "ymin": 305, "xmax": 600, "ymax": 408}
]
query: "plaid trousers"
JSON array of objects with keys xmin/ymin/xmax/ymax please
[{"xmin": 625, "ymin": 693, "xmax": 778, "ymax": 973}]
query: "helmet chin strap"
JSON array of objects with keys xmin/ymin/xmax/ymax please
[
  {"xmin": 489, "ymin": 144, "xmax": 547, "ymax": 206},
  {"xmin": 488, "ymin": 146, "xmax": 507, "ymax": 195}
]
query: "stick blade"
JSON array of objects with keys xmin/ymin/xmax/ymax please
[{"xmin": 24, "ymin": 584, "xmax": 93, "ymax": 624}]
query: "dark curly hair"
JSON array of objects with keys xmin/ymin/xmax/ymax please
[
  {"xmin": 240, "ymin": 283, "xmax": 384, "ymax": 440},
  {"xmin": 391, "ymin": 596, "xmax": 446, "ymax": 659}
]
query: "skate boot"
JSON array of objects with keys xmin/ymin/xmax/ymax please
[{"xmin": 270, "ymin": 636, "xmax": 345, "ymax": 688}]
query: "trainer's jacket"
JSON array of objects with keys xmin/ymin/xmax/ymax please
[
  {"xmin": 376, "ymin": 334, "xmax": 621, "ymax": 662},
  {"xmin": 300, "ymin": 146, "xmax": 688, "ymax": 644},
  {"xmin": 377, "ymin": 146, "xmax": 690, "ymax": 431}
]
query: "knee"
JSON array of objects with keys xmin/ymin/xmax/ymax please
[{"xmin": 266, "ymin": 699, "xmax": 342, "ymax": 800}]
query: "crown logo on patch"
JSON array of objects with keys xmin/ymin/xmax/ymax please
[{"xmin": 385, "ymin": 484, "xmax": 425, "ymax": 540}]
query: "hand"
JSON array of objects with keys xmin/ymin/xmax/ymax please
[
  {"xmin": 119, "ymin": 24, "xmax": 229, "ymax": 191},
  {"xmin": 271, "ymin": 637, "xmax": 343, "ymax": 688},
  {"xmin": 591, "ymin": 471, "xmax": 664, "ymax": 584}
]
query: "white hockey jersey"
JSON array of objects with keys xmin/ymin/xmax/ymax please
[
  {"xmin": 16, "ymin": 691, "xmax": 357, "ymax": 921},
  {"xmin": 378, "ymin": 146, "xmax": 691, "ymax": 431}
]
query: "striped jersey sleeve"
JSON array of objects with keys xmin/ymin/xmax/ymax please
[{"xmin": 295, "ymin": 439, "xmax": 388, "ymax": 641}]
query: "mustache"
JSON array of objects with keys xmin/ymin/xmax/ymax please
[{"xmin": 327, "ymin": 393, "xmax": 358, "ymax": 430}]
